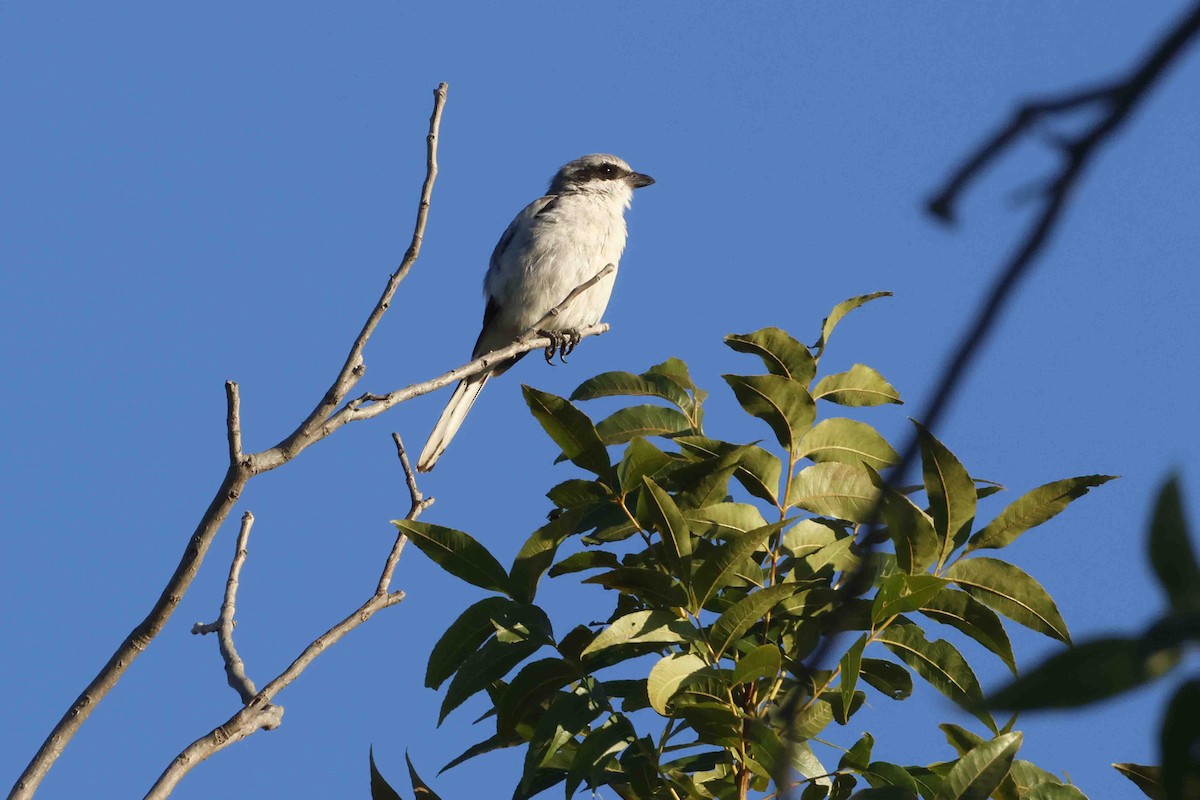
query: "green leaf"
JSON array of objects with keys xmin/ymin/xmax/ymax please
[
  {"xmin": 813, "ymin": 292, "xmax": 892, "ymax": 358},
  {"xmin": 580, "ymin": 610, "xmax": 696, "ymax": 658},
  {"xmin": 787, "ymin": 461, "xmax": 879, "ymax": 522},
  {"xmin": 943, "ymin": 557, "xmax": 1070, "ymax": 644},
  {"xmin": 919, "ymin": 589, "xmax": 1017, "ymax": 674},
  {"xmin": 426, "ymin": 597, "xmax": 516, "ymax": 689},
  {"xmin": 521, "ymin": 688, "xmax": 603, "ymax": 786},
  {"xmin": 708, "ymin": 583, "xmax": 800, "ymax": 658},
  {"xmin": 940, "ymin": 724, "xmax": 985, "ymax": 756},
  {"xmin": 676, "ymin": 436, "xmax": 783, "ymax": 506},
  {"xmin": 671, "ymin": 449, "xmax": 742, "ymax": 509},
  {"xmin": 723, "ymin": 373, "xmax": 815, "ymax": 451},
  {"xmin": 1166, "ymin": 681, "xmax": 1200, "ymax": 800},
  {"xmin": 798, "ymin": 536, "xmax": 860, "ymax": 578},
  {"xmin": 802, "ymin": 783, "xmax": 830, "ymax": 800},
  {"xmin": 509, "ymin": 513, "xmax": 581, "ymax": 603},
  {"xmin": 872, "ymin": 575, "xmax": 947, "ymax": 623},
  {"xmin": 725, "ymin": 327, "xmax": 817, "ymax": 385},
  {"xmin": 393, "ymin": 520, "xmax": 512, "ymax": 596},
  {"xmin": 838, "ymin": 635, "xmax": 867, "ymax": 724},
  {"xmin": 522, "ymin": 385, "xmax": 612, "ymax": 477},
  {"xmin": 617, "ymin": 437, "xmax": 673, "ymax": 494},
  {"xmin": 968, "ymin": 475, "xmax": 1117, "ymax": 553},
  {"xmin": 859, "ymin": 658, "xmax": 913, "ymax": 700},
  {"xmin": 495, "ymin": 658, "xmax": 579, "ymax": 734},
  {"xmin": 1112, "ymin": 763, "xmax": 1163, "ymax": 800},
  {"xmin": 733, "ymin": 644, "xmax": 782, "ymax": 686},
  {"xmin": 798, "ymin": 418, "xmax": 899, "ymax": 470},
  {"xmin": 1149, "ymin": 476, "xmax": 1200, "ymax": 614},
  {"xmin": 673, "ymin": 698, "xmax": 745, "ymax": 746},
  {"xmin": 863, "ymin": 465, "xmax": 938, "ymax": 574},
  {"xmin": 685, "ymin": 503, "xmax": 771, "ymax": 539},
  {"xmin": 832, "ymin": 773, "xmax": 857, "ymax": 799},
  {"xmin": 405, "ymin": 752, "xmax": 443, "ymax": 800},
  {"xmin": 839, "ymin": 732, "xmax": 875, "ymax": 772},
  {"xmin": 876, "ymin": 621, "xmax": 994, "ymax": 731},
  {"xmin": 940, "ymin": 732, "xmax": 1021, "ymax": 800},
  {"xmin": 571, "ymin": 370, "xmax": 694, "ymax": 414},
  {"xmin": 439, "ymin": 733, "xmax": 524, "ymax": 774},
  {"xmin": 1006, "ymin": 760, "xmax": 1061, "ymax": 797},
  {"xmin": 596, "ymin": 404, "xmax": 693, "ymax": 446},
  {"xmin": 548, "ymin": 550, "xmax": 619, "ymax": 577},
  {"xmin": 782, "ymin": 518, "xmax": 843, "ymax": 557},
  {"xmin": 369, "ymin": 747, "xmax": 404, "ymax": 800},
  {"xmin": 440, "ymin": 636, "xmax": 543, "ymax": 723},
  {"xmin": 863, "ymin": 761, "xmax": 922, "ymax": 795},
  {"xmin": 645, "ymin": 357, "xmax": 701, "ymax": 395},
  {"xmin": 1026, "ymin": 785, "xmax": 1088, "ymax": 800},
  {"xmin": 642, "ymin": 477, "xmax": 694, "ymax": 567},
  {"xmin": 547, "ymin": 479, "xmax": 610, "ymax": 509},
  {"xmin": 490, "ymin": 602, "xmax": 555, "ymax": 645},
  {"xmin": 582, "ymin": 567, "xmax": 690, "ymax": 608},
  {"xmin": 990, "ymin": 637, "xmax": 1180, "ymax": 710},
  {"xmin": 648, "ymin": 652, "xmax": 708, "ymax": 714},
  {"xmin": 848, "ymin": 789, "xmax": 918, "ymax": 800},
  {"xmin": 812, "ymin": 364, "xmax": 902, "ymax": 407},
  {"xmin": 794, "ymin": 697, "xmax": 835, "ymax": 739},
  {"xmin": 691, "ymin": 521, "xmax": 786, "ymax": 610},
  {"xmin": 915, "ymin": 423, "xmax": 977, "ymax": 569},
  {"xmin": 565, "ymin": 714, "xmax": 636, "ymax": 798}
]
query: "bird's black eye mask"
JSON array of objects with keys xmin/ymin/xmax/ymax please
[{"xmin": 577, "ymin": 163, "xmax": 627, "ymax": 182}]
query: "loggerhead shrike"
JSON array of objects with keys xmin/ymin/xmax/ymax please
[{"xmin": 416, "ymin": 153, "xmax": 655, "ymax": 472}]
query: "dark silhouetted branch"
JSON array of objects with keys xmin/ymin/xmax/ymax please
[{"xmin": 780, "ymin": 4, "xmax": 1200, "ymax": 790}]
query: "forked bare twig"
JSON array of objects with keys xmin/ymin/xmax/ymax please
[
  {"xmin": 145, "ymin": 436, "xmax": 432, "ymax": 798},
  {"xmin": 9, "ymin": 83, "xmax": 450, "ymax": 800}
]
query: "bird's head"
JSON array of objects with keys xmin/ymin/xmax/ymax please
[{"xmin": 548, "ymin": 154, "xmax": 655, "ymax": 206}]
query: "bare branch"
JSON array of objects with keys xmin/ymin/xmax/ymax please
[
  {"xmin": 9, "ymin": 83, "xmax": 449, "ymax": 800},
  {"xmin": 191, "ymin": 512, "xmax": 259, "ymax": 704},
  {"xmin": 145, "ymin": 430, "xmax": 435, "ymax": 798},
  {"xmin": 276, "ymin": 82, "xmax": 448, "ymax": 453},
  {"xmin": 148, "ymin": 510, "xmax": 426, "ymax": 795},
  {"xmin": 225, "ymin": 381, "xmax": 243, "ymax": 466},
  {"xmin": 779, "ymin": 3, "xmax": 1200, "ymax": 787}
]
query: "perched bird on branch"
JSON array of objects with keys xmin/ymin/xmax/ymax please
[{"xmin": 416, "ymin": 153, "xmax": 655, "ymax": 472}]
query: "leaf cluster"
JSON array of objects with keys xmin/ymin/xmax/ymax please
[{"xmin": 380, "ymin": 294, "xmax": 1113, "ymax": 800}]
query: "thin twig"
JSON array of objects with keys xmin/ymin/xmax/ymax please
[
  {"xmin": 145, "ymin": 434, "xmax": 432, "ymax": 798},
  {"xmin": 379, "ymin": 433, "xmax": 432, "ymax": 594},
  {"xmin": 779, "ymin": 4, "xmax": 1200, "ymax": 794},
  {"xmin": 9, "ymin": 83, "xmax": 449, "ymax": 800},
  {"xmin": 328, "ymin": 264, "xmax": 618, "ymax": 431},
  {"xmin": 191, "ymin": 512, "xmax": 259, "ymax": 704}
]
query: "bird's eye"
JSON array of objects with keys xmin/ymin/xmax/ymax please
[{"xmin": 598, "ymin": 164, "xmax": 617, "ymax": 178}]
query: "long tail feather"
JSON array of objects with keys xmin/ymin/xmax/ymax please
[{"xmin": 416, "ymin": 374, "xmax": 490, "ymax": 472}]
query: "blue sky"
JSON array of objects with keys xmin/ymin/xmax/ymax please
[{"xmin": 3, "ymin": 3, "xmax": 1199, "ymax": 798}]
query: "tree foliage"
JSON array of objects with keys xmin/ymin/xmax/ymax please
[{"xmin": 378, "ymin": 295, "xmax": 1113, "ymax": 800}]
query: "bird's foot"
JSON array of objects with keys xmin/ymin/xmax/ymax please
[{"xmin": 538, "ymin": 328, "xmax": 583, "ymax": 364}]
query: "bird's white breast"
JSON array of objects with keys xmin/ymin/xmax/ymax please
[{"xmin": 485, "ymin": 189, "xmax": 630, "ymax": 337}]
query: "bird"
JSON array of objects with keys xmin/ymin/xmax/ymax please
[{"xmin": 416, "ymin": 153, "xmax": 655, "ymax": 472}]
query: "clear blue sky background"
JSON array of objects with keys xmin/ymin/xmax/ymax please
[{"xmin": 3, "ymin": 3, "xmax": 1198, "ymax": 799}]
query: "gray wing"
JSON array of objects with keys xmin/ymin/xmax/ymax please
[
  {"xmin": 474, "ymin": 194, "xmax": 560, "ymax": 369},
  {"xmin": 486, "ymin": 194, "xmax": 560, "ymax": 283}
]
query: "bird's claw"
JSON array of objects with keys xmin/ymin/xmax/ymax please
[{"xmin": 539, "ymin": 328, "xmax": 583, "ymax": 364}]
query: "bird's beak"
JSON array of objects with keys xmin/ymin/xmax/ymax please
[{"xmin": 628, "ymin": 172, "xmax": 655, "ymax": 189}]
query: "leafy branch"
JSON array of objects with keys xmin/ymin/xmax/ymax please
[{"xmin": 383, "ymin": 298, "xmax": 1109, "ymax": 800}]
